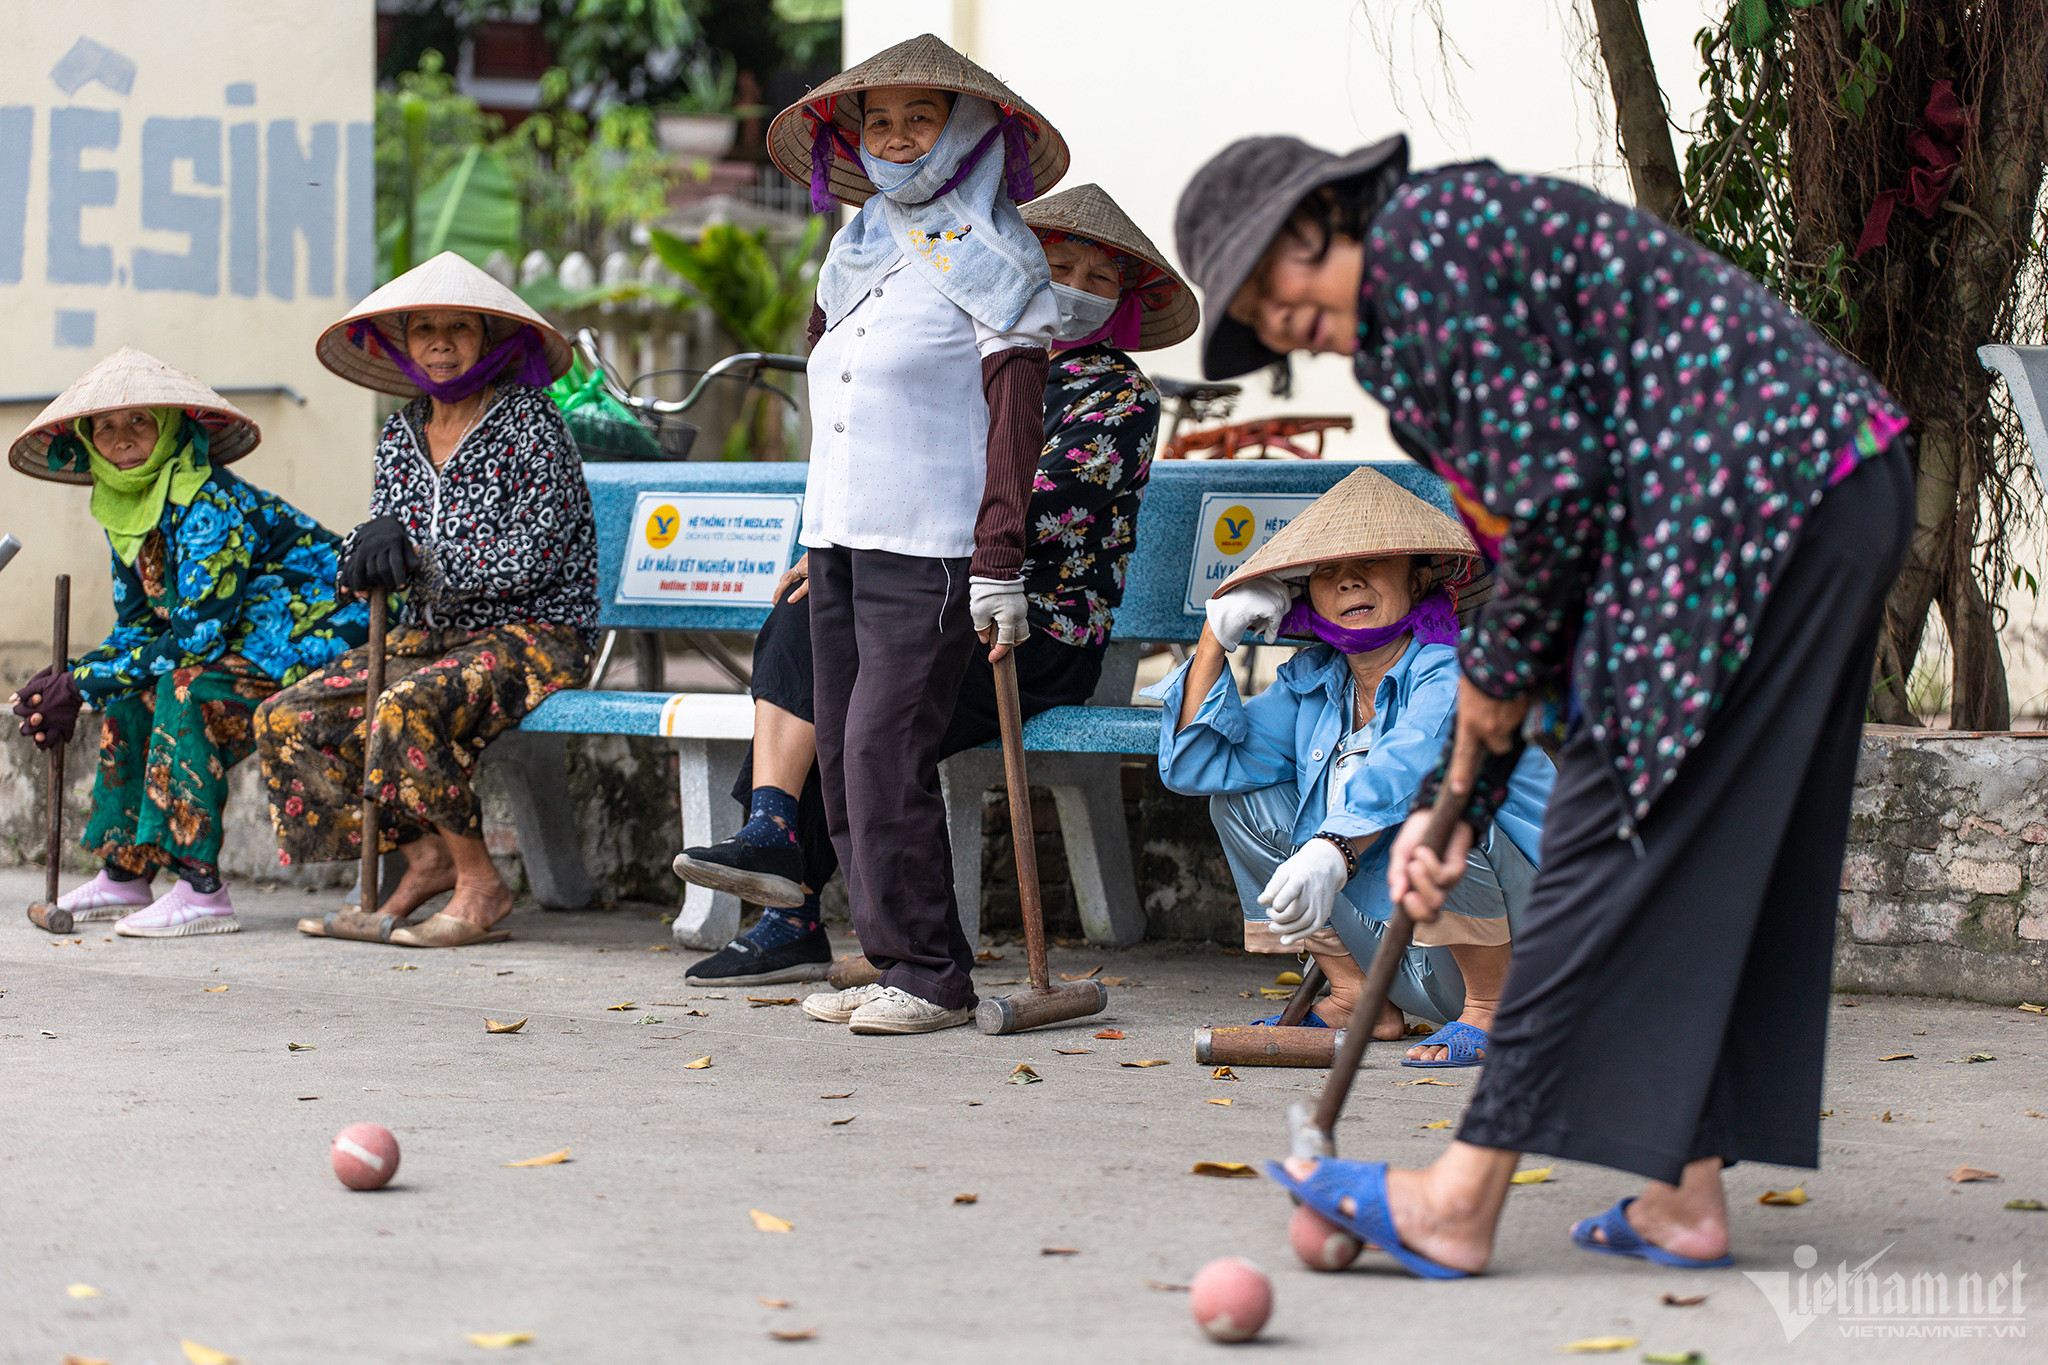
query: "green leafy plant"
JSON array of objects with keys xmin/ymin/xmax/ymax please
[
  {"xmin": 379, "ymin": 145, "xmax": 521, "ymax": 282},
  {"xmin": 375, "ymin": 51, "xmax": 505, "ymax": 279},
  {"xmin": 664, "ymin": 52, "xmax": 740, "ymax": 115}
]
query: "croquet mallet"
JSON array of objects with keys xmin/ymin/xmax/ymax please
[
  {"xmin": 1194, "ymin": 960, "xmax": 1337, "ymax": 1067},
  {"xmin": 357, "ymin": 588, "xmax": 389, "ymax": 916},
  {"xmin": 975, "ymin": 649, "xmax": 1109, "ymax": 1035},
  {"xmin": 25, "ymin": 576, "xmax": 73, "ymax": 933}
]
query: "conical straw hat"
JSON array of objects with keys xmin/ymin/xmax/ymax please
[
  {"xmin": 316, "ymin": 251, "xmax": 572, "ymax": 398},
  {"xmin": 768, "ymin": 33, "xmax": 1068, "ymax": 209},
  {"xmin": 9, "ymin": 347, "xmax": 259, "ymax": 485},
  {"xmin": 1021, "ymin": 184, "xmax": 1197, "ymax": 351},
  {"xmin": 1214, "ymin": 465, "xmax": 1481, "ymax": 600}
]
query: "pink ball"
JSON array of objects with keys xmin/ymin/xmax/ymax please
[
  {"xmin": 331, "ymin": 1122, "xmax": 401, "ymax": 1191},
  {"xmin": 1189, "ymin": 1256, "xmax": 1273, "ymax": 1343},
  {"xmin": 1288, "ymin": 1203, "xmax": 1362, "ymax": 1272}
]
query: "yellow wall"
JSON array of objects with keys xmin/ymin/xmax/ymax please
[{"xmin": 0, "ymin": 6, "xmax": 377, "ymax": 670}]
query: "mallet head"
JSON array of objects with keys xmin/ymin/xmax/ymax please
[
  {"xmin": 27, "ymin": 902, "xmax": 74, "ymax": 934},
  {"xmin": 975, "ymin": 979, "xmax": 1109, "ymax": 1035}
]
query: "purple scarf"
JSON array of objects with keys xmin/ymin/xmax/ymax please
[
  {"xmin": 1280, "ymin": 590, "xmax": 1459, "ymax": 655},
  {"xmin": 349, "ymin": 319, "xmax": 554, "ymax": 402},
  {"xmin": 1063, "ymin": 289, "xmax": 1144, "ymax": 350}
]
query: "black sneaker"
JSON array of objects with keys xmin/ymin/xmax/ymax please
[
  {"xmin": 685, "ymin": 921, "xmax": 833, "ymax": 986},
  {"xmin": 672, "ymin": 836, "xmax": 806, "ymax": 908}
]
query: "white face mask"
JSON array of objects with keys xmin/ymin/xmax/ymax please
[{"xmin": 1049, "ymin": 282, "xmax": 1117, "ymax": 342}]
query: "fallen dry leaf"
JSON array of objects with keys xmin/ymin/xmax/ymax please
[
  {"xmin": 1100, "ymin": 976, "xmax": 1132, "ymax": 987},
  {"xmin": 63, "ymin": 1356, "xmax": 112, "ymax": 1365},
  {"xmin": 286, "ymin": 1043, "xmax": 315, "ymax": 1052},
  {"xmin": 1965, "ymin": 1053, "xmax": 1997, "ymax": 1063},
  {"xmin": 768, "ymin": 1328, "xmax": 816, "ymax": 1342},
  {"xmin": 503, "ymin": 1148, "xmax": 571, "ymax": 1167},
  {"xmin": 1759, "ymin": 1185, "xmax": 1808, "ymax": 1206},
  {"xmin": 684, "ymin": 1056, "xmax": 712, "ymax": 1069},
  {"xmin": 463, "ymin": 1332, "xmax": 534, "ymax": 1348},
  {"xmin": 203, "ymin": 986, "xmax": 228, "ymax": 992},
  {"xmin": 484, "ymin": 1017, "xmax": 527, "ymax": 1034},
  {"xmin": 181, "ymin": 1342, "xmax": 239, "ymax": 1365},
  {"xmin": 1879, "ymin": 1053, "xmax": 1915, "ymax": 1061},
  {"xmin": 1258, "ymin": 987, "xmax": 1293, "ymax": 999},
  {"xmin": 1950, "ymin": 1166, "xmax": 2001, "ymax": 1183},
  {"xmin": 39, "ymin": 1030, "xmax": 55, "ymax": 1038},
  {"xmin": 1560, "ymin": 1338, "xmax": 1637, "ymax": 1354},
  {"xmin": 1191, "ymin": 1162, "xmax": 1257, "ymax": 1178},
  {"xmin": 1059, "ymin": 965, "xmax": 1103, "ymax": 981},
  {"xmin": 751, "ymin": 1209, "xmax": 794, "ymax": 1232},
  {"xmin": 1661, "ymin": 1293, "xmax": 1708, "ymax": 1307},
  {"xmin": 1007, "ymin": 1064, "xmax": 1042, "ymax": 1085},
  {"xmin": 1510, "ymin": 1166, "xmax": 1554, "ymax": 1184},
  {"xmin": 1121, "ymin": 1059, "xmax": 1170, "ymax": 1068},
  {"xmin": 828, "ymin": 1116, "xmax": 856, "ymax": 1127},
  {"xmin": 1146, "ymin": 1279, "xmax": 1191, "ymax": 1292},
  {"xmin": 1880, "ymin": 1111, "xmax": 1895, "ymax": 1122},
  {"xmin": 606, "ymin": 1002, "xmax": 636, "ymax": 1011},
  {"xmin": 1093, "ymin": 1028, "xmax": 1124, "ymax": 1040},
  {"xmin": 759, "ymin": 1296, "xmax": 790, "ymax": 1308},
  {"xmin": 820, "ymin": 1091, "xmax": 853, "ymax": 1099},
  {"xmin": 1211, "ymin": 1066, "xmax": 1238, "ymax": 1081},
  {"xmin": 954, "ymin": 1193, "xmax": 979, "ymax": 1204},
  {"xmin": 1642, "ymin": 1353, "xmax": 1705, "ymax": 1364},
  {"xmin": 1208, "ymin": 1098, "xmax": 1234, "ymax": 1106},
  {"xmin": 2005, "ymin": 1198, "xmax": 2045, "ymax": 1211},
  {"xmin": 975, "ymin": 948, "xmax": 1004, "ymax": 961},
  {"xmin": 392, "ymin": 963, "xmax": 418, "ymax": 971},
  {"xmin": 1421, "ymin": 1119, "xmax": 1453, "ymax": 1129},
  {"xmin": 747, "ymin": 997, "xmax": 799, "ymax": 1007},
  {"xmin": 1274, "ymin": 970, "xmax": 1302, "ymax": 986},
  {"xmin": 2026, "ymin": 1111, "xmax": 2045, "ymax": 1120},
  {"xmin": 647, "ymin": 944, "xmax": 671, "ymax": 952},
  {"xmin": 1041, "ymin": 1246, "xmax": 1080, "ymax": 1256},
  {"xmin": 1054, "ymin": 1047, "xmax": 1091, "ymax": 1055},
  {"xmin": 2017, "ymin": 1002, "xmax": 2044, "ymax": 1013},
  {"xmin": 1394, "ymin": 1077, "xmax": 1461, "ymax": 1087},
  {"xmin": 65, "ymin": 1283, "xmax": 102, "ymax": 1298}
]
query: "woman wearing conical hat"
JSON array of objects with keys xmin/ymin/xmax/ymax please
[
  {"xmin": 757, "ymin": 34, "xmax": 1067, "ymax": 1032},
  {"xmin": 675, "ymin": 183, "xmax": 1192, "ymax": 991},
  {"xmin": 253, "ymin": 251, "xmax": 598, "ymax": 950},
  {"xmin": 1144, "ymin": 468, "xmax": 1552, "ymax": 1060},
  {"xmin": 6, "ymin": 348, "xmax": 368, "ymax": 937}
]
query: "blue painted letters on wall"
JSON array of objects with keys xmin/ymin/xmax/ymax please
[
  {"xmin": 134, "ymin": 116, "xmax": 222, "ymax": 294},
  {"xmin": 47, "ymin": 106, "xmax": 118, "ymax": 285}
]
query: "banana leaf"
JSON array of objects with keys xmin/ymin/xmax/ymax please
[{"xmin": 377, "ymin": 145, "xmax": 521, "ymax": 283}]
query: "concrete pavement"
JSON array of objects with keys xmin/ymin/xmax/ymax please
[{"xmin": 2, "ymin": 868, "xmax": 2043, "ymax": 1363}]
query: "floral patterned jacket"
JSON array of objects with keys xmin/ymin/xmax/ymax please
[
  {"xmin": 70, "ymin": 468, "xmax": 367, "ymax": 703},
  {"xmin": 1023, "ymin": 344, "xmax": 1160, "ymax": 647},
  {"xmin": 1354, "ymin": 166, "xmax": 1907, "ymax": 830},
  {"xmin": 344, "ymin": 382, "xmax": 600, "ymax": 651}
]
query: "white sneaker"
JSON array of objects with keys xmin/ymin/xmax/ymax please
[
  {"xmin": 115, "ymin": 881, "xmax": 240, "ymax": 937},
  {"xmin": 55, "ymin": 870, "xmax": 154, "ymax": 922},
  {"xmin": 800, "ymin": 982, "xmax": 889, "ymax": 1023},
  {"xmin": 847, "ymin": 985, "xmax": 974, "ymax": 1035}
]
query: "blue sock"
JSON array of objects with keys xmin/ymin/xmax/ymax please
[
  {"xmin": 736, "ymin": 785, "xmax": 801, "ymax": 848},
  {"xmin": 743, "ymin": 895, "xmax": 821, "ymax": 947}
]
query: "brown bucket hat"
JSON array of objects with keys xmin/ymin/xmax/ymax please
[
  {"xmin": 1020, "ymin": 184, "xmax": 1197, "ymax": 352},
  {"xmin": 10, "ymin": 347, "xmax": 260, "ymax": 485},
  {"xmin": 1174, "ymin": 135, "xmax": 1408, "ymax": 381},
  {"xmin": 767, "ymin": 33, "xmax": 1068, "ymax": 210}
]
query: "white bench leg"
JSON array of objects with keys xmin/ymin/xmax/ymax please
[
  {"xmin": 940, "ymin": 751, "xmax": 1005, "ymax": 957},
  {"xmin": 478, "ymin": 731, "xmax": 594, "ymax": 911},
  {"xmin": 671, "ymin": 736, "xmax": 749, "ymax": 949},
  {"xmin": 1042, "ymin": 755, "xmax": 1146, "ymax": 947}
]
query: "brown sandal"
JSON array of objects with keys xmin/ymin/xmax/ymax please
[
  {"xmin": 387, "ymin": 911, "xmax": 513, "ymax": 948},
  {"xmin": 298, "ymin": 909, "xmax": 411, "ymax": 943}
]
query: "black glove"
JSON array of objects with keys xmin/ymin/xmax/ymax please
[
  {"xmin": 340, "ymin": 516, "xmax": 420, "ymax": 592},
  {"xmin": 11, "ymin": 666, "xmax": 82, "ymax": 749}
]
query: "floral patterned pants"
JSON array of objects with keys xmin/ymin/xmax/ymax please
[
  {"xmin": 253, "ymin": 623, "xmax": 587, "ymax": 866},
  {"xmin": 83, "ymin": 659, "xmax": 278, "ymax": 875}
]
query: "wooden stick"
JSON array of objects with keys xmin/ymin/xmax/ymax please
[
  {"xmin": 992, "ymin": 650, "xmax": 1048, "ymax": 995},
  {"xmin": 43, "ymin": 575, "xmax": 70, "ymax": 907},
  {"xmin": 358, "ymin": 588, "xmax": 388, "ymax": 916},
  {"xmin": 1276, "ymin": 960, "xmax": 1327, "ymax": 1028}
]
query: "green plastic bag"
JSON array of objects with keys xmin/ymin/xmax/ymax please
[{"xmin": 548, "ymin": 359, "xmax": 665, "ymax": 461}]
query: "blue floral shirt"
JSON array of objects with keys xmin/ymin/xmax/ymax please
[{"xmin": 70, "ymin": 468, "xmax": 368, "ymax": 702}]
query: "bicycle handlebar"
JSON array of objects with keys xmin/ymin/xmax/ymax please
[{"xmin": 575, "ymin": 328, "xmax": 806, "ymax": 417}]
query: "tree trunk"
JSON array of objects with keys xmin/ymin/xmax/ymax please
[{"xmin": 1585, "ymin": 0, "xmax": 1686, "ymax": 220}]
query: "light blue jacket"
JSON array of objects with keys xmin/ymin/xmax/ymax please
[{"xmin": 1144, "ymin": 640, "xmax": 1553, "ymax": 888}]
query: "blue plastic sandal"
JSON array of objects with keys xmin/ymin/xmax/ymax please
[
  {"xmin": 1399, "ymin": 1019, "xmax": 1488, "ymax": 1069},
  {"xmin": 1253, "ymin": 1010, "xmax": 1329, "ymax": 1028},
  {"xmin": 1264, "ymin": 1158, "xmax": 1470, "ymax": 1280},
  {"xmin": 1570, "ymin": 1197, "xmax": 1733, "ymax": 1269}
]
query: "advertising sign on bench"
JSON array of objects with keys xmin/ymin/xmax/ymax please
[
  {"xmin": 614, "ymin": 492, "xmax": 804, "ymax": 608},
  {"xmin": 1182, "ymin": 491, "xmax": 1319, "ymax": 613}
]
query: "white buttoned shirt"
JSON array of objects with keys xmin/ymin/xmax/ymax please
[{"xmin": 802, "ymin": 255, "xmax": 1058, "ymax": 560}]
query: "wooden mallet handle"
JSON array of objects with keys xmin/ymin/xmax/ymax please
[
  {"xmin": 358, "ymin": 588, "xmax": 388, "ymax": 915},
  {"xmin": 44, "ymin": 575, "xmax": 70, "ymax": 908},
  {"xmin": 991, "ymin": 649, "xmax": 1048, "ymax": 994}
]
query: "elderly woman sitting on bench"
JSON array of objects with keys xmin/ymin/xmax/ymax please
[{"xmin": 1146, "ymin": 468, "xmax": 1552, "ymax": 1066}]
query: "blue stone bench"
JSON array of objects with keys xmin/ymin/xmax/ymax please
[{"xmin": 490, "ymin": 458, "xmax": 1459, "ymax": 951}]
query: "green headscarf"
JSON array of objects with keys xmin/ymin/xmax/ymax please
[{"xmin": 81, "ymin": 408, "xmax": 211, "ymax": 565}]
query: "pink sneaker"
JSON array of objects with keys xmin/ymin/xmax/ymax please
[
  {"xmin": 55, "ymin": 870, "xmax": 155, "ymax": 922},
  {"xmin": 115, "ymin": 881, "xmax": 240, "ymax": 937}
]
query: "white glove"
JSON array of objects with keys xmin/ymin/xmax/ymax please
[
  {"xmin": 1205, "ymin": 574, "xmax": 1292, "ymax": 653},
  {"xmin": 969, "ymin": 576, "xmax": 1030, "ymax": 645},
  {"xmin": 1259, "ymin": 837, "xmax": 1349, "ymax": 945}
]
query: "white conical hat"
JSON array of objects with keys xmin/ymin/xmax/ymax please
[
  {"xmin": 767, "ymin": 33, "xmax": 1068, "ymax": 209},
  {"xmin": 316, "ymin": 251, "xmax": 572, "ymax": 398},
  {"xmin": 9, "ymin": 347, "xmax": 259, "ymax": 485},
  {"xmin": 1214, "ymin": 465, "xmax": 1481, "ymax": 598},
  {"xmin": 1021, "ymin": 184, "xmax": 1197, "ymax": 352}
]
